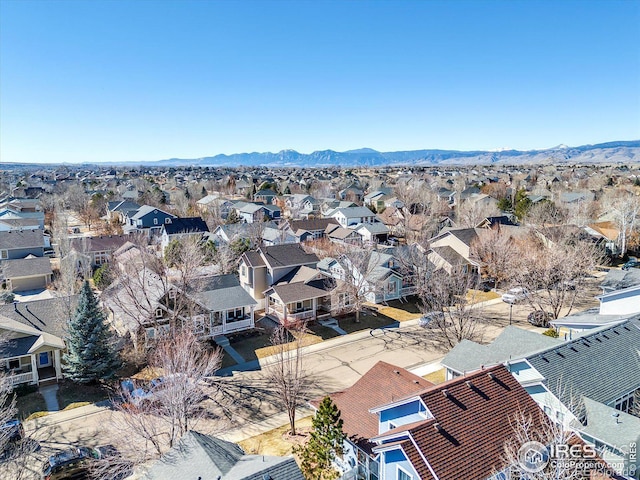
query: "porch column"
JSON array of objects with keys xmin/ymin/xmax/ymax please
[
  {"xmin": 30, "ymin": 354, "xmax": 38, "ymax": 385},
  {"xmin": 283, "ymin": 304, "xmax": 288, "ymax": 323},
  {"xmin": 312, "ymin": 298, "xmax": 317, "ymax": 319},
  {"xmin": 250, "ymin": 306, "xmax": 255, "ymax": 328},
  {"xmin": 54, "ymin": 350, "xmax": 62, "ymax": 379}
]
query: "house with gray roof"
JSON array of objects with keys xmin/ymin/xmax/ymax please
[
  {"xmin": 1, "ymin": 256, "xmax": 52, "ymax": 292},
  {"xmin": 0, "ymin": 229, "xmax": 46, "ymax": 260},
  {"xmin": 0, "ymin": 296, "xmax": 77, "ymax": 386},
  {"xmin": 238, "ymin": 244, "xmax": 319, "ymax": 309},
  {"xmin": 123, "ymin": 205, "xmax": 177, "ymax": 234},
  {"xmin": 143, "ymin": 431, "xmax": 304, "ymax": 480}
]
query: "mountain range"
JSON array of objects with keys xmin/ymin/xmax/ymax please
[{"xmin": 153, "ymin": 140, "xmax": 640, "ymax": 168}]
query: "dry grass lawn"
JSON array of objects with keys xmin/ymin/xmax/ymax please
[
  {"xmin": 254, "ymin": 333, "xmax": 323, "ymax": 359},
  {"xmin": 370, "ymin": 305, "xmax": 421, "ymax": 322},
  {"xmin": 238, "ymin": 416, "xmax": 313, "ymax": 458},
  {"xmin": 423, "ymin": 368, "xmax": 446, "ymax": 384},
  {"xmin": 467, "ymin": 289, "xmax": 500, "ymax": 304}
]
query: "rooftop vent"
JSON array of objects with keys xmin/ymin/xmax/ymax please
[
  {"xmin": 602, "ymin": 334, "xmax": 609, "ymax": 340},
  {"xmin": 465, "ymin": 381, "xmax": 473, "ymax": 389},
  {"xmin": 442, "ymin": 389, "xmax": 450, "ymax": 398},
  {"xmin": 433, "ymin": 422, "xmax": 442, "ymax": 432},
  {"xmin": 393, "ymin": 370, "xmax": 400, "ymax": 375},
  {"xmin": 487, "ymin": 372, "xmax": 495, "ymax": 380},
  {"xmin": 570, "ymin": 347, "xmax": 578, "ymax": 353},
  {"xmin": 596, "ymin": 337, "xmax": 602, "ymax": 343}
]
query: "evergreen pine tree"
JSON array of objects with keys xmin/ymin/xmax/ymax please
[
  {"xmin": 296, "ymin": 396, "xmax": 346, "ymax": 480},
  {"xmin": 63, "ymin": 281, "xmax": 121, "ymax": 384}
]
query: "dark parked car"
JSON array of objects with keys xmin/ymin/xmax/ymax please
[
  {"xmin": 418, "ymin": 311, "xmax": 446, "ymax": 328},
  {"xmin": 622, "ymin": 257, "xmax": 639, "ymax": 271},
  {"xmin": 1, "ymin": 418, "xmax": 24, "ymax": 444},
  {"xmin": 41, "ymin": 445, "xmax": 121, "ymax": 480},
  {"xmin": 527, "ymin": 310, "xmax": 552, "ymax": 328}
]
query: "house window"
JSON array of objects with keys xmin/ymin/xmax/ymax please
[
  {"xmin": 228, "ymin": 308, "xmax": 244, "ymax": 322},
  {"xmin": 165, "ymin": 217, "xmax": 171, "ymax": 224},
  {"xmin": 168, "ymin": 289, "xmax": 176, "ymax": 300},
  {"xmin": 388, "ymin": 282, "xmax": 397, "ymax": 294},
  {"xmin": 1, "ymin": 250, "xmax": 8, "ymax": 259},
  {"xmin": 397, "ymin": 466, "xmax": 413, "ymax": 480},
  {"xmin": 8, "ymin": 359, "xmax": 19, "ymax": 370},
  {"xmin": 146, "ymin": 327, "xmax": 156, "ymax": 339},
  {"xmin": 154, "ymin": 218, "xmax": 158, "ymax": 225},
  {"xmin": 543, "ymin": 406, "xmax": 552, "ymax": 417},
  {"xmin": 155, "ymin": 308, "xmax": 163, "ymax": 318},
  {"xmin": 193, "ymin": 316, "xmax": 205, "ymax": 334},
  {"xmin": 241, "ymin": 266, "xmax": 247, "ymax": 276},
  {"xmin": 556, "ymin": 411, "xmax": 565, "ymax": 423}
]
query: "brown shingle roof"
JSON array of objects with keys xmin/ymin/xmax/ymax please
[
  {"xmin": 407, "ymin": 365, "xmax": 546, "ymax": 480},
  {"xmin": 313, "ymin": 362, "xmax": 433, "ymax": 455}
]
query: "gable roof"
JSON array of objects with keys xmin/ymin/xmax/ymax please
[
  {"xmin": 163, "ymin": 217, "xmax": 209, "ymax": 235},
  {"xmin": 313, "ymin": 362, "xmax": 432, "ymax": 455},
  {"xmin": 259, "ymin": 244, "xmax": 319, "ymax": 269},
  {"xmin": 527, "ymin": 320, "xmax": 640, "ymax": 407},
  {"xmin": 0, "ymin": 296, "xmax": 78, "ymax": 339},
  {"xmin": 188, "ymin": 274, "xmax": 258, "ymax": 312},
  {"xmin": 374, "ymin": 365, "xmax": 547, "ymax": 480},
  {"xmin": 331, "ymin": 206, "xmax": 377, "ymax": 218},
  {"xmin": 2, "ymin": 256, "xmax": 52, "ymax": 278},
  {"xmin": 130, "ymin": 205, "xmax": 176, "ymax": 220},
  {"xmin": 441, "ymin": 326, "xmax": 563, "ymax": 374},
  {"xmin": 143, "ymin": 431, "xmax": 304, "ymax": 480},
  {"xmin": 0, "ymin": 229, "xmax": 44, "ymax": 250},
  {"xmin": 69, "ymin": 235, "xmax": 130, "ymax": 253}
]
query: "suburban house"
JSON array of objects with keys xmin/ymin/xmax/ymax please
[
  {"xmin": 123, "ymin": 205, "xmax": 177, "ymax": 234},
  {"xmin": 68, "ymin": 234, "xmax": 130, "ymax": 268},
  {"xmin": 310, "ymin": 361, "xmax": 433, "ymax": 480},
  {"xmin": 364, "ymin": 188, "xmax": 393, "ymax": 211},
  {"xmin": 253, "ymin": 188, "xmax": 278, "ymax": 204},
  {"xmin": 428, "ymin": 228, "xmax": 482, "ymax": 275},
  {"xmin": 238, "ymin": 244, "xmax": 319, "ymax": 309},
  {"xmin": 369, "ymin": 365, "xmax": 551, "ymax": 480},
  {"xmin": 281, "ymin": 218, "xmax": 340, "ymax": 243},
  {"xmin": 1, "ymin": 256, "xmax": 53, "ymax": 292},
  {"xmin": 327, "ymin": 206, "xmax": 380, "ymax": 228},
  {"xmin": 338, "ymin": 184, "xmax": 364, "ymax": 202},
  {"xmin": 0, "ymin": 229, "xmax": 46, "ymax": 260},
  {"xmin": 354, "ymin": 222, "xmax": 390, "ymax": 245},
  {"xmin": 238, "ymin": 203, "xmax": 282, "ymax": 224},
  {"xmin": 0, "ymin": 296, "xmax": 78, "ymax": 386},
  {"xmin": 160, "ymin": 216, "xmax": 210, "ymax": 253},
  {"xmin": 318, "ymin": 250, "xmax": 408, "ymax": 304},
  {"xmin": 283, "ymin": 194, "xmax": 319, "ymax": 218},
  {"xmin": 442, "ymin": 320, "xmax": 640, "ymax": 474},
  {"xmin": 263, "ymin": 266, "xmax": 335, "ymax": 325},
  {"xmin": 196, "ymin": 195, "xmax": 234, "ymax": 220},
  {"xmin": 143, "ymin": 430, "xmax": 304, "ymax": 480},
  {"xmin": 106, "ymin": 200, "xmax": 141, "ymax": 223},
  {"xmin": 325, "ymin": 224, "xmax": 362, "ymax": 246},
  {"xmin": 0, "ymin": 204, "xmax": 45, "ymax": 230}
]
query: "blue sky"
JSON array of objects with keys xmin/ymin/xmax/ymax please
[{"xmin": 1, "ymin": 0, "xmax": 639, "ymax": 163}]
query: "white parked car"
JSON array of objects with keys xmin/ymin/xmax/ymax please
[{"xmin": 501, "ymin": 287, "xmax": 528, "ymax": 304}]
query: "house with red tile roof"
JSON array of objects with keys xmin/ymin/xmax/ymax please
[
  {"xmin": 369, "ymin": 365, "xmax": 549, "ymax": 480},
  {"xmin": 311, "ymin": 361, "xmax": 433, "ymax": 479}
]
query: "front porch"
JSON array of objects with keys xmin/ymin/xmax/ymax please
[
  {"xmin": 265, "ymin": 295, "xmax": 332, "ymax": 325},
  {"xmin": 194, "ymin": 306, "xmax": 256, "ymax": 338},
  {"xmin": 5, "ymin": 349, "xmax": 62, "ymax": 386}
]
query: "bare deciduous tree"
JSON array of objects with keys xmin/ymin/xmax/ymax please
[
  {"xmin": 471, "ymin": 226, "xmax": 520, "ymax": 289},
  {"xmin": 112, "ymin": 329, "xmax": 222, "ymax": 460},
  {"xmin": 265, "ymin": 325, "xmax": 310, "ymax": 436},
  {"xmin": 603, "ymin": 189, "xmax": 640, "ymax": 258},
  {"xmin": 417, "ymin": 267, "xmax": 485, "ymax": 350}
]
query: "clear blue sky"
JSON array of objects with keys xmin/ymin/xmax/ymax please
[{"xmin": 1, "ymin": 0, "xmax": 639, "ymax": 164}]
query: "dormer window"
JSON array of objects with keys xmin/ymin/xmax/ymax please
[
  {"xmin": 165, "ymin": 218, "xmax": 171, "ymax": 224},
  {"xmin": 154, "ymin": 218, "xmax": 159, "ymax": 225},
  {"xmin": 155, "ymin": 308, "xmax": 163, "ymax": 318}
]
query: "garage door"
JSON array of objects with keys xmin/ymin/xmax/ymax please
[{"xmin": 10, "ymin": 275, "xmax": 47, "ymax": 292}]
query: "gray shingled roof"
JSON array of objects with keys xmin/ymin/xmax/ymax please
[
  {"xmin": 0, "ymin": 296, "xmax": 78, "ymax": 339},
  {"xmin": 577, "ymin": 397, "xmax": 640, "ymax": 450},
  {"xmin": 260, "ymin": 244, "xmax": 318, "ymax": 269},
  {"xmin": 70, "ymin": 235, "xmax": 129, "ymax": 253},
  {"xmin": 601, "ymin": 268, "xmax": 640, "ymax": 292},
  {"xmin": 190, "ymin": 275, "xmax": 257, "ymax": 312},
  {"xmin": 441, "ymin": 326, "xmax": 563, "ymax": 374},
  {"xmin": 163, "ymin": 217, "xmax": 209, "ymax": 235},
  {"xmin": 430, "ymin": 245, "xmax": 468, "ymax": 267},
  {"xmin": 0, "ymin": 335, "xmax": 39, "ymax": 358},
  {"xmin": 2, "ymin": 257, "xmax": 52, "ymax": 278},
  {"xmin": 0, "ymin": 229, "xmax": 44, "ymax": 250},
  {"xmin": 528, "ymin": 320, "xmax": 640, "ymax": 407},
  {"xmin": 144, "ymin": 431, "xmax": 304, "ymax": 480}
]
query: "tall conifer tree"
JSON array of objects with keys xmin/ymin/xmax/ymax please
[{"xmin": 63, "ymin": 281, "xmax": 121, "ymax": 383}]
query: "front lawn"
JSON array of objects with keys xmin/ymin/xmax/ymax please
[
  {"xmin": 56, "ymin": 380, "xmax": 110, "ymax": 409},
  {"xmin": 238, "ymin": 416, "xmax": 313, "ymax": 458},
  {"xmin": 15, "ymin": 388, "xmax": 47, "ymax": 420}
]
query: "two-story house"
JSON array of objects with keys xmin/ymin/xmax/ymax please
[
  {"xmin": 369, "ymin": 365, "xmax": 549, "ymax": 480},
  {"xmin": 238, "ymin": 244, "xmax": 319, "ymax": 309},
  {"xmin": 327, "ymin": 206, "xmax": 380, "ymax": 228},
  {"xmin": 123, "ymin": 205, "xmax": 177, "ymax": 234},
  {"xmin": 160, "ymin": 217, "xmax": 210, "ymax": 254}
]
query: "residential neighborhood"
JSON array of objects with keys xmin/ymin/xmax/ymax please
[{"xmin": 0, "ymin": 161, "xmax": 638, "ymax": 480}]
